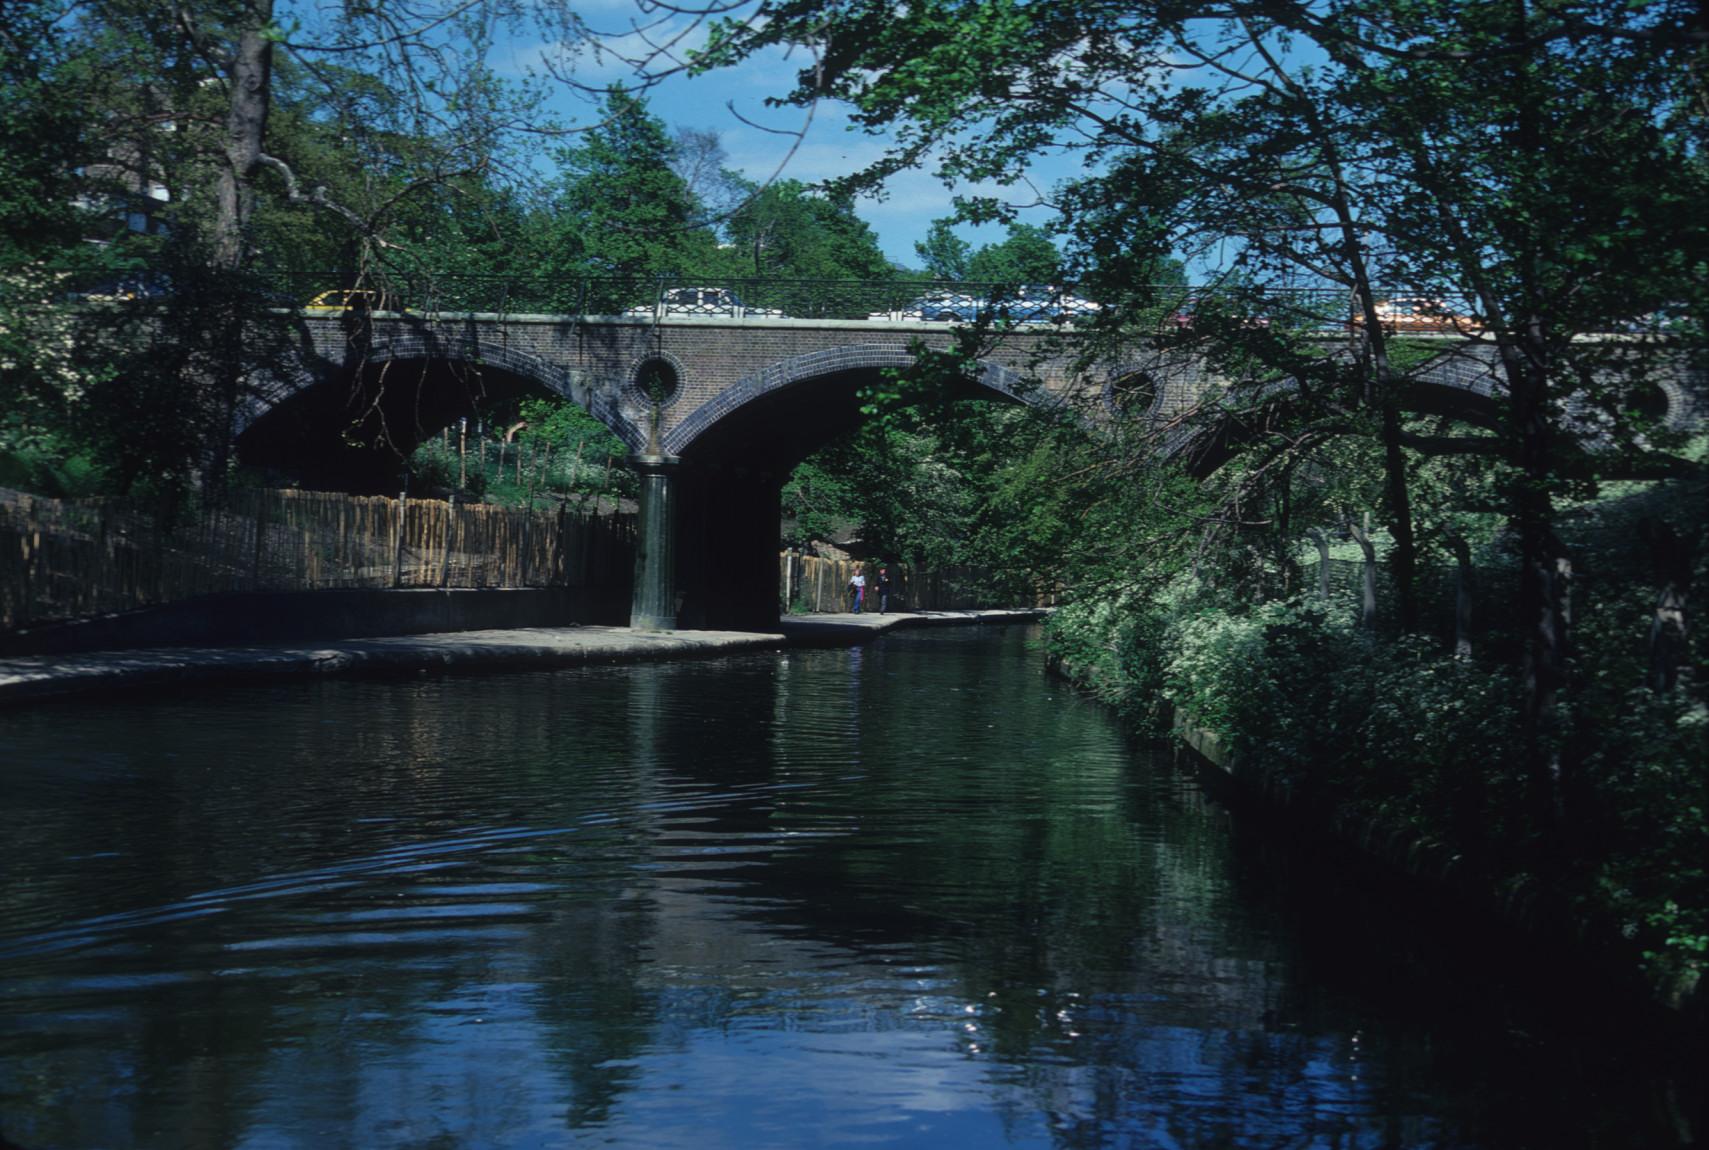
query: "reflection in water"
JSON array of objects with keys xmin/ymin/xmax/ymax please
[{"xmin": 0, "ymin": 627, "xmax": 1696, "ymax": 1148}]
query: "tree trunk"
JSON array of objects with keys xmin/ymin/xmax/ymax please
[
  {"xmin": 1443, "ymin": 527, "xmax": 1475, "ymax": 658},
  {"xmin": 211, "ymin": 7, "xmax": 275, "ymax": 271},
  {"xmin": 1509, "ymin": 347, "xmax": 1569, "ymax": 843},
  {"xmin": 205, "ymin": 3, "xmax": 276, "ymax": 492},
  {"xmin": 1346, "ymin": 514, "xmax": 1379, "ymax": 630},
  {"xmin": 1642, "ymin": 519, "xmax": 1691, "ymax": 694},
  {"xmin": 1378, "ymin": 398, "xmax": 1421, "ymax": 631},
  {"xmin": 1307, "ymin": 527, "xmax": 1333, "ymax": 601}
]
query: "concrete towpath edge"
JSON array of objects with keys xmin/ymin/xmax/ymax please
[{"xmin": 0, "ymin": 609, "xmax": 1049, "ymax": 706}]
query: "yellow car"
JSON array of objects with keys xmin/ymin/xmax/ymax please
[{"xmin": 304, "ymin": 289, "xmax": 406, "ymax": 315}]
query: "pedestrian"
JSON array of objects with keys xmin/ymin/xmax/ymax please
[
  {"xmin": 848, "ymin": 568, "xmax": 866, "ymax": 614},
  {"xmin": 876, "ymin": 566, "xmax": 892, "ymax": 614}
]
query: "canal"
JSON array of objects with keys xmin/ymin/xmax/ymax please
[{"xmin": 0, "ymin": 625, "xmax": 1695, "ymax": 1147}]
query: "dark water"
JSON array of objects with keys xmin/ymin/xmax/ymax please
[{"xmin": 0, "ymin": 626, "xmax": 1696, "ymax": 1149}]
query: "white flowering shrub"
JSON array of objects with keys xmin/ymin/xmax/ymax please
[{"xmin": 0, "ymin": 264, "xmax": 96, "ymax": 456}]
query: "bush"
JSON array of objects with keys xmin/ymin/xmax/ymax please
[{"xmin": 1050, "ymin": 574, "xmax": 1707, "ymax": 987}]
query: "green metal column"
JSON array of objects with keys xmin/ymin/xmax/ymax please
[{"xmin": 629, "ymin": 453, "xmax": 680, "ymax": 631}]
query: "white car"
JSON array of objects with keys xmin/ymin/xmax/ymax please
[
  {"xmin": 869, "ymin": 285, "xmax": 1099, "ymax": 324},
  {"xmin": 624, "ymin": 287, "xmax": 785, "ymax": 319}
]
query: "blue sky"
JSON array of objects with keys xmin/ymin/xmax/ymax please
[{"xmin": 498, "ymin": 11, "xmax": 1079, "ymax": 268}]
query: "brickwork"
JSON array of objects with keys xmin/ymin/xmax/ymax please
[{"xmin": 257, "ymin": 313, "xmax": 1705, "ymax": 461}]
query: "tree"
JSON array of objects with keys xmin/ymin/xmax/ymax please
[
  {"xmin": 0, "ymin": 1, "xmax": 104, "ymax": 267},
  {"xmin": 0, "ymin": 1, "xmax": 112, "ymax": 490},
  {"xmin": 546, "ymin": 87, "xmax": 719, "ymax": 280},
  {"xmin": 671, "ymin": 127, "xmax": 749, "ymax": 224},
  {"xmin": 914, "ymin": 219, "xmax": 970, "ymax": 280},
  {"xmin": 725, "ymin": 178, "xmax": 892, "ymax": 279},
  {"xmin": 966, "ymin": 223, "xmax": 1060, "ymax": 285}
]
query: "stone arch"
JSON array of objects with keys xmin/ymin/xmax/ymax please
[
  {"xmin": 662, "ymin": 343, "xmax": 1048, "ymax": 458},
  {"xmin": 356, "ymin": 335, "xmax": 578, "ymax": 405},
  {"xmin": 1159, "ymin": 340, "xmax": 1704, "ymax": 477},
  {"xmin": 1158, "ymin": 345, "xmax": 1507, "ymax": 477},
  {"xmin": 238, "ymin": 323, "xmax": 648, "ymax": 491},
  {"xmin": 1404, "ymin": 347, "xmax": 1504, "ymax": 426},
  {"xmin": 241, "ymin": 323, "xmax": 652, "ymax": 451}
]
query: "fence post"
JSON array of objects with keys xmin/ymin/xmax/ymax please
[
  {"xmin": 392, "ymin": 490, "xmax": 407, "ymax": 588},
  {"xmin": 439, "ymin": 504, "xmax": 455, "ymax": 588},
  {"xmin": 20, "ymin": 528, "xmax": 35, "ymax": 628},
  {"xmin": 250, "ymin": 490, "xmax": 268, "ymax": 590}
]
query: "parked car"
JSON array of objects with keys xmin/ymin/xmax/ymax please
[
  {"xmin": 304, "ymin": 288, "xmax": 407, "ymax": 315},
  {"xmin": 623, "ymin": 287, "xmax": 785, "ymax": 319},
  {"xmin": 1356, "ymin": 297, "xmax": 1479, "ymax": 334},
  {"xmin": 1164, "ymin": 305, "xmax": 1270, "ymax": 331},
  {"xmin": 70, "ymin": 273, "xmax": 172, "ymax": 302},
  {"xmin": 870, "ymin": 285, "xmax": 1099, "ymax": 325},
  {"xmin": 867, "ymin": 292, "xmax": 975, "ymax": 323}
]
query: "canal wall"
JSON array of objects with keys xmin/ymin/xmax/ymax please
[{"xmin": 1169, "ymin": 709, "xmax": 1707, "ymax": 1034}]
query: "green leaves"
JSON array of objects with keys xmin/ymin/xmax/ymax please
[{"xmin": 546, "ymin": 89, "xmax": 716, "ymax": 280}]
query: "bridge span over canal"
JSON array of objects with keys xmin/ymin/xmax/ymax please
[{"xmin": 237, "ymin": 293, "xmax": 1702, "ymax": 633}]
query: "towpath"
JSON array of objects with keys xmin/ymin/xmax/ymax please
[{"xmin": 0, "ymin": 610, "xmax": 1046, "ymax": 705}]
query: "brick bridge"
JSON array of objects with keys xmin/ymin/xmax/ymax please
[{"xmin": 240, "ymin": 309, "xmax": 1701, "ymax": 631}]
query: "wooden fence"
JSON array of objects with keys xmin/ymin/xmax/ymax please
[
  {"xmin": 778, "ymin": 552, "xmax": 1057, "ymax": 614},
  {"xmin": 1, "ymin": 483, "xmax": 1060, "ymax": 634},
  {"xmin": 1, "ymin": 487, "xmax": 635, "ymax": 632}
]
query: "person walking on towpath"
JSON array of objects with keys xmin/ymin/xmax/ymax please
[
  {"xmin": 848, "ymin": 569, "xmax": 866, "ymax": 614},
  {"xmin": 876, "ymin": 566, "xmax": 892, "ymax": 614}
]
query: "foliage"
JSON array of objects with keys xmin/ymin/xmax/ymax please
[
  {"xmin": 1039, "ymin": 469, "xmax": 1708, "ymax": 986},
  {"xmin": 0, "ymin": 1, "xmax": 103, "ymax": 266},
  {"xmin": 1, "ymin": 268, "xmax": 93, "ymax": 458},
  {"xmin": 965, "ymin": 223, "xmax": 1059, "ymax": 285},
  {"xmin": 913, "ymin": 220, "xmax": 970, "ymax": 280},
  {"xmin": 725, "ymin": 179, "xmax": 894, "ymax": 280},
  {"xmin": 405, "ymin": 395, "xmax": 634, "ymax": 508},
  {"xmin": 544, "ymin": 88, "xmax": 721, "ymax": 280}
]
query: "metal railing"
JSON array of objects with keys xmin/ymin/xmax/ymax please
[
  {"xmin": 258, "ymin": 272, "xmax": 1378, "ymax": 330},
  {"xmin": 58, "ymin": 266, "xmax": 1692, "ymax": 335}
]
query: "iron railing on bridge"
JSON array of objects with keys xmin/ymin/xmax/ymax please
[
  {"xmin": 259, "ymin": 272, "xmax": 1383, "ymax": 332},
  {"xmin": 70, "ymin": 266, "xmax": 1688, "ymax": 335}
]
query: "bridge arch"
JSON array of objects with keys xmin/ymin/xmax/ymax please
[
  {"xmin": 662, "ymin": 343, "xmax": 1047, "ymax": 465},
  {"xmin": 1161, "ymin": 342, "xmax": 1701, "ymax": 477},
  {"xmin": 1160, "ymin": 348, "xmax": 1507, "ymax": 477},
  {"xmin": 238, "ymin": 335, "xmax": 593, "ymax": 491},
  {"xmin": 629, "ymin": 343, "xmax": 1057, "ymax": 633}
]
